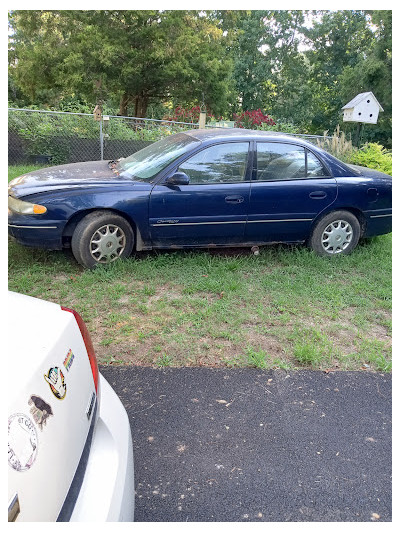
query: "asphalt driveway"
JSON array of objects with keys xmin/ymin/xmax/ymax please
[{"xmin": 99, "ymin": 367, "xmax": 392, "ymax": 522}]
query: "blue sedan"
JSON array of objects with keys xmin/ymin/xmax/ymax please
[{"xmin": 8, "ymin": 129, "xmax": 392, "ymax": 268}]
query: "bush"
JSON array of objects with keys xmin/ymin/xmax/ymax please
[
  {"xmin": 233, "ymin": 109, "xmax": 276, "ymax": 129},
  {"xmin": 260, "ymin": 119, "xmax": 301, "ymax": 134},
  {"xmin": 164, "ymin": 105, "xmax": 216, "ymax": 124},
  {"xmin": 8, "ymin": 109, "xmax": 193, "ymax": 164},
  {"xmin": 315, "ymin": 125, "xmax": 354, "ymax": 160},
  {"xmin": 348, "ymin": 142, "xmax": 392, "ymax": 176}
]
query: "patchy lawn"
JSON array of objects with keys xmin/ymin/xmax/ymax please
[{"xmin": 8, "ymin": 234, "xmax": 392, "ymax": 372}]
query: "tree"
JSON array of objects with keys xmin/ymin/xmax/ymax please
[
  {"xmin": 302, "ymin": 11, "xmax": 375, "ymax": 132},
  {"xmin": 337, "ymin": 10, "xmax": 392, "ymax": 145},
  {"xmin": 8, "ymin": 10, "xmax": 392, "ymax": 145},
  {"xmin": 8, "ymin": 10, "xmax": 233, "ymax": 117},
  {"xmin": 217, "ymin": 10, "xmax": 305, "ymax": 113}
]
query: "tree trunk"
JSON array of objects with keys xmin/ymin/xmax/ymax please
[
  {"xmin": 134, "ymin": 94, "xmax": 149, "ymax": 118},
  {"xmin": 119, "ymin": 93, "xmax": 130, "ymax": 116}
]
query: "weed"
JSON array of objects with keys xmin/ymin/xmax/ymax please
[
  {"xmin": 155, "ymin": 354, "xmax": 173, "ymax": 367},
  {"xmin": 293, "ymin": 342, "xmax": 325, "ymax": 366},
  {"xmin": 142, "ymin": 285, "xmax": 156, "ymax": 297},
  {"xmin": 244, "ymin": 347, "xmax": 268, "ymax": 369},
  {"xmin": 271, "ymin": 358, "xmax": 293, "ymax": 370},
  {"xmin": 291, "ymin": 327, "xmax": 334, "ymax": 367},
  {"xmin": 355, "ymin": 337, "xmax": 391, "ymax": 372}
]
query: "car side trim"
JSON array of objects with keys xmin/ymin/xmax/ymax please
[
  {"xmin": 369, "ymin": 214, "xmax": 392, "ymax": 218},
  {"xmin": 247, "ymin": 218, "xmax": 313, "ymax": 223},
  {"xmin": 152, "ymin": 218, "xmax": 312, "ymax": 227},
  {"xmin": 8, "ymin": 224, "xmax": 58, "ymax": 229},
  {"xmin": 152, "ymin": 220, "xmax": 246, "ymax": 227}
]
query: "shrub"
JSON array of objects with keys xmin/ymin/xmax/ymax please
[
  {"xmin": 260, "ymin": 119, "xmax": 301, "ymax": 134},
  {"xmin": 315, "ymin": 125, "xmax": 354, "ymax": 160},
  {"xmin": 164, "ymin": 105, "xmax": 216, "ymax": 124},
  {"xmin": 233, "ymin": 109, "xmax": 276, "ymax": 129},
  {"xmin": 8, "ymin": 108, "xmax": 192, "ymax": 164},
  {"xmin": 348, "ymin": 142, "xmax": 392, "ymax": 176}
]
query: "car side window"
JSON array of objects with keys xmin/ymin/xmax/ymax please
[
  {"xmin": 256, "ymin": 143, "xmax": 306, "ymax": 181},
  {"xmin": 178, "ymin": 142, "xmax": 249, "ymax": 184},
  {"xmin": 306, "ymin": 150, "xmax": 329, "ymax": 177}
]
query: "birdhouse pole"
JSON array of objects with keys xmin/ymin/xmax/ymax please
[{"xmin": 354, "ymin": 123, "xmax": 362, "ymax": 147}]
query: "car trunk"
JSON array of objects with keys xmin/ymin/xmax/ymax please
[{"xmin": 8, "ymin": 293, "xmax": 98, "ymax": 521}]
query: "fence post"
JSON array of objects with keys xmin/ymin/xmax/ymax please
[
  {"xmin": 99, "ymin": 119, "xmax": 104, "ymax": 160},
  {"xmin": 198, "ymin": 111, "xmax": 206, "ymax": 129}
]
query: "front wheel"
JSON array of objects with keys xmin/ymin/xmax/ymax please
[
  {"xmin": 309, "ymin": 211, "xmax": 360, "ymax": 257},
  {"xmin": 71, "ymin": 211, "xmax": 134, "ymax": 268}
]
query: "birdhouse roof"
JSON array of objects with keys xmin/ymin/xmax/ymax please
[{"xmin": 342, "ymin": 92, "xmax": 384, "ymax": 111}]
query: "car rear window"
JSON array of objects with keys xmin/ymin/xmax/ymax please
[{"xmin": 256, "ymin": 142, "xmax": 329, "ymax": 180}]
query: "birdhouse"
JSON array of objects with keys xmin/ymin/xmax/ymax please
[{"xmin": 341, "ymin": 92, "xmax": 383, "ymax": 124}]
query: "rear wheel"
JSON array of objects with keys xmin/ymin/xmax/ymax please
[
  {"xmin": 310, "ymin": 211, "xmax": 360, "ymax": 257},
  {"xmin": 71, "ymin": 211, "xmax": 134, "ymax": 268}
]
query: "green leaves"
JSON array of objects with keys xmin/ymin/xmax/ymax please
[
  {"xmin": 9, "ymin": 10, "xmax": 233, "ymax": 117},
  {"xmin": 349, "ymin": 143, "xmax": 392, "ymax": 175},
  {"xmin": 8, "ymin": 10, "xmax": 392, "ymax": 147}
]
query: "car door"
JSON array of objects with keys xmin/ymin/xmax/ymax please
[
  {"xmin": 149, "ymin": 141, "xmax": 251, "ymax": 247},
  {"xmin": 245, "ymin": 142, "xmax": 338, "ymax": 243}
]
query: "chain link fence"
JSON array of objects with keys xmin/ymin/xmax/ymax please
[
  {"xmin": 8, "ymin": 108, "xmax": 200, "ymax": 166},
  {"xmin": 8, "ymin": 108, "xmax": 332, "ymax": 166}
]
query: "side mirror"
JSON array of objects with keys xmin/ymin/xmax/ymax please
[{"xmin": 165, "ymin": 172, "xmax": 190, "ymax": 186}]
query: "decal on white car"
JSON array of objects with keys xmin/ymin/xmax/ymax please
[
  {"xmin": 28, "ymin": 395, "xmax": 53, "ymax": 430},
  {"xmin": 85, "ymin": 392, "xmax": 96, "ymax": 420},
  {"xmin": 63, "ymin": 349, "xmax": 75, "ymax": 372},
  {"xmin": 8, "ymin": 413, "xmax": 38, "ymax": 472},
  {"xmin": 44, "ymin": 367, "xmax": 67, "ymax": 400}
]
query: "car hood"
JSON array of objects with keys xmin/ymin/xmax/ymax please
[{"xmin": 8, "ymin": 160, "xmax": 133, "ymax": 198}]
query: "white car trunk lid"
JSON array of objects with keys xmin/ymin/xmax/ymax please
[{"xmin": 8, "ymin": 293, "xmax": 97, "ymax": 522}]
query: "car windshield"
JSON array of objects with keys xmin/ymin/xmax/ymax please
[{"xmin": 116, "ymin": 133, "xmax": 201, "ymax": 181}]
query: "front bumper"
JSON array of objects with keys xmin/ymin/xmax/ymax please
[
  {"xmin": 8, "ymin": 220, "xmax": 64, "ymax": 249},
  {"xmin": 8, "ymin": 196, "xmax": 65, "ymax": 249},
  {"xmin": 70, "ymin": 374, "xmax": 135, "ymax": 522},
  {"xmin": 8, "ymin": 210, "xmax": 66, "ymax": 250}
]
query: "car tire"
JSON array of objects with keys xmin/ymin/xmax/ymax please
[
  {"xmin": 310, "ymin": 210, "xmax": 360, "ymax": 257},
  {"xmin": 71, "ymin": 210, "xmax": 134, "ymax": 268}
]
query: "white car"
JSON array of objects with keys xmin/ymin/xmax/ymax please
[{"xmin": 8, "ymin": 291, "xmax": 134, "ymax": 522}]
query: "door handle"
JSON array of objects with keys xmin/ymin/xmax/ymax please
[
  {"xmin": 309, "ymin": 191, "xmax": 327, "ymax": 200},
  {"xmin": 225, "ymin": 195, "xmax": 244, "ymax": 204}
]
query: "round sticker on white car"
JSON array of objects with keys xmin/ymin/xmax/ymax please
[{"xmin": 8, "ymin": 413, "xmax": 39, "ymax": 472}]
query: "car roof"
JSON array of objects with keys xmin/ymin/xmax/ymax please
[{"xmin": 185, "ymin": 128, "xmax": 316, "ymax": 149}]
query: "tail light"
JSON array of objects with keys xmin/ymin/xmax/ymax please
[{"xmin": 61, "ymin": 307, "xmax": 99, "ymax": 393}]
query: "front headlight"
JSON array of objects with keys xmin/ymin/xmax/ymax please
[{"xmin": 8, "ymin": 196, "xmax": 47, "ymax": 215}]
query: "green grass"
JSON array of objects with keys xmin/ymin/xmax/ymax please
[
  {"xmin": 9, "ymin": 164, "xmax": 46, "ymax": 182},
  {"xmin": 8, "ymin": 164, "xmax": 392, "ymax": 371}
]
